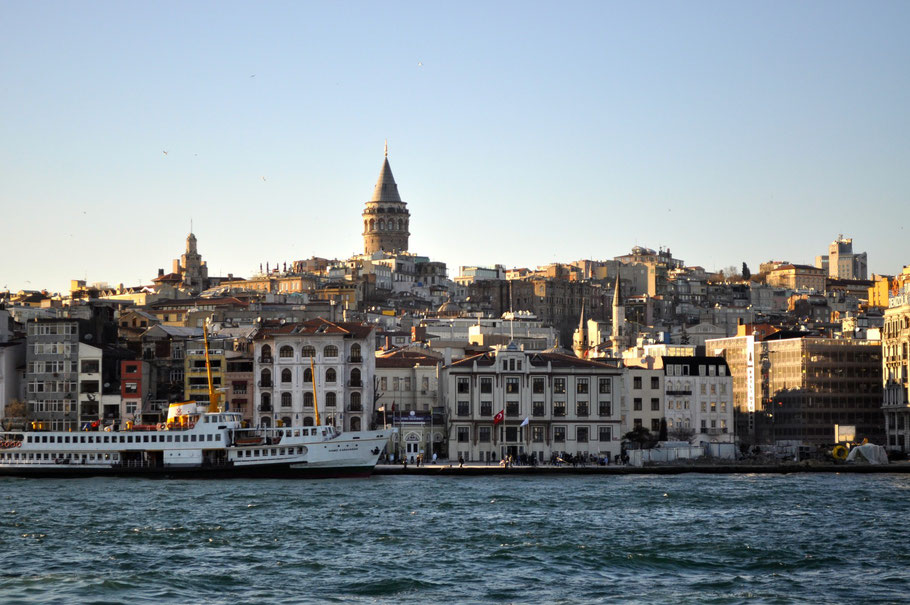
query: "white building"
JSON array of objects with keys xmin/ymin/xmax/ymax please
[
  {"xmin": 443, "ymin": 344, "xmax": 624, "ymax": 464},
  {"xmin": 252, "ymin": 319, "xmax": 375, "ymax": 432},
  {"xmin": 661, "ymin": 356, "xmax": 735, "ymax": 444}
]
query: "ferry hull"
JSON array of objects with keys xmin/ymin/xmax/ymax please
[{"xmin": 0, "ymin": 462, "xmax": 377, "ymax": 480}]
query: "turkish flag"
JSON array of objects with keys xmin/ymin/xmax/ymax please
[{"xmin": 493, "ymin": 410, "xmax": 504, "ymax": 425}]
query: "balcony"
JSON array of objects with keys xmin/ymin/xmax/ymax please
[
  {"xmin": 259, "ymin": 356, "xmax": 273, "ymax": 364},
  {"xmin": 259, "ymin": 404, "xmax": 273, "ymax": 413},
  {"xmin": 348, "ymin": 380, "xmax": 363, "ymax": 388},
  {"xmin": 705, "ymin": 427, "xmax": 728, "ymax": 435},
  {"xmin": 666, "ymin": 390, "xmax": 692, "ymax": 396},
  {"xmin": 258, "ymin": 380, "xmax": 272, "ymax": 388},
  {"xmin": 348, "ymin": 356, "xmax": 363, "ymax": 363},
  {"xmin": 347, "ymin": 403, "xmax": 363, "ymax": 412}
]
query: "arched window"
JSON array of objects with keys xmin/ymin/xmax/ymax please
[
  {"xmin": 281, "ymin": 368, "xmax": 292, "ymax": 383},
  {"xmin": 260, "ymin": 392, "xmax": 271, "ymax": 409},
  {"xmin": 260, "ymin": 368, "xmax": 271, "ymax": 386},
  {"xmin": 369, "ymin": 218, "xmax": 375, "ymax": 231},
  {"xmin": 304, "ymin": 368, "xmax": 313, "ymax": 382},
  {"xmin": 350, "ymin": 368, "xmax": 361, "ymax": 386},
  {"xmin": 350, "ymin": 343, "xmax": 361, "ymax": 360},
  {"xmin": 260, "ymin": 416, "xmax": 271, "ymax": 428},
  {"xmin": 350, "ymin": 417, "xmax": 361, "ymax": 431},
  {"xmin": 398, "ymin": 219, "xmax": 403, "ymax": 230},
  {"xmin": 378, "ymin": 219, "xmax": 385, "ymax": 231},
  {"xmin": 281, "ymin": 416, "xmax": 292, "ymax": 427},
  {"xmin": 350, "ymin": 391, "xmax": 361, "ymax": 411},
  {"xmin": 363, "ymin": 220, "xmax": 368, "ymax": 232},
  {"xmin": 303, "ymin": 416, "xmax": 314, "ymax": 426},
  {"xmin": 324, "ymin": 345, "xmax": 338, "ymax": 358},
  {"xmin": 279, "ymin": 345, "xmax": 294, "ymax": 358},
  {"xmin": 260, "ymin": 345, "xmax": 272, "ymax": 360},
  {"xmin": 301, "ymin": 346, "xmax": 315, "ymax": 358},
  {"xmin": 325, "ymin": 368, "xmax": 336, "ymax": 383},
  {"xmin": 281, "ymin": 392, "xmax": 292, "ymax": 407},
  {"xmin": 326, "ymin": 392, "xmax": 336, "ymax": 407},
  {"xmin": 304, "ymin": 392, "xmax": 314, "ymax": 408}
]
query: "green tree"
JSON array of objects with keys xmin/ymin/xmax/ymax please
[
  {"xmin": 658, "ymin": 418, "xmax": 668, "ymax": 441},
  {"xmin": 742, "ymin": 262, "xmax": 752, "ymax": 280},
  {"xmin": 622, "ymin": 425, "xmax": 656, "ymax": 449}
]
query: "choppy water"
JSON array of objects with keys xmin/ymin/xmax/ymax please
[{"xmin": 1, "ymin": 473, "xmax": 908, "ymax": 604}]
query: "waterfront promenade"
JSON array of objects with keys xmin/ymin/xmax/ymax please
[{"xmin": 374, "ymin": 461, "xmax": 910, "ymax": 476}]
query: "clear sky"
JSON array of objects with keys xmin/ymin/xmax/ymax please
[{"xmin": 2, "ymin": 1, "xmax": 909, "ymax": 293}]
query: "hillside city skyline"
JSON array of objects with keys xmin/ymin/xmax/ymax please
[{"xmin": 3, "ymin": 3, "xmax": 909, "ymax": 293}]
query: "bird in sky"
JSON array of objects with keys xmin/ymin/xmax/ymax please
[
  {"xmin": 261, "ymin": 176, "xmax": 267, "ymax": 182},
  {"xmin": 162, "ymin": 150, "xmax": 168, "ymax": 156},
  {"xmin": 417, "ymin": 61, "xmax": 423, "ymax": 67}
]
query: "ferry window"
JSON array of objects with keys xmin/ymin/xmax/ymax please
[
  {"xmin": 183, "ymin": 435, "xmax": 189, "ymax": 442},
  {"xmin": 271, "ymin": 449, "xmax": 277, "ymax": 456},
  {"xmin": 127, "ymin": 436, "xmax": 133, "ymax": 443},
  {"xmin": 80, "ymin": 436, "xmax": 86, "ymax": 443},
  {"xmin": 144, "ymin": 436, "xmax": 150, "ymax": 443},
  {"xmin": 65, "ymin": 436, "xmax": 70, "ymax": 443},
  {"xmin": 297, "ymin": 447, "xmax": 303, "ymax": 454},
  {"xmin": 151, "ymin": 436, "xmax": 157, "ymax": 442},
  {"xmin": 280, "ymin": 448, "xmax": 285, "ymax": 455},
  {"xmin": 254, "ymin": 450, "xmax": 260, "ymax": 456},
  {"xmin": 191, "ymin": 435, "xmax": 197, "ymax": 442},
  {"xmin": 42, "ymin": 436, "xmax": 48, "ymax": 443},
  {"xmin": 167, "ymin": 435, "xmax": 172, "ymax": 442},
  {"xmin": 119, "ymin": 436, "xmax": 125, "ymax": 443},
  {"xmin": 294, "ymin": 430, "xmax": 300, "ymax": 437}
]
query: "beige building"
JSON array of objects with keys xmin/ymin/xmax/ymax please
[
  {"xmin": 375, "ymin": 347, "xmax": 444, "ymax": 461},
  {"xmin": 766, "ymin": 264, "xmax": 826, "ymax": 293}
]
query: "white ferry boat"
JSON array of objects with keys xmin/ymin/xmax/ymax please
[
  {"xmin": 0, "ymin": 322, "xmax": 390, "ymax": 479},
  {"xmin": 0, "ymin": 408, "xmax": 390, "ymax": 479}
]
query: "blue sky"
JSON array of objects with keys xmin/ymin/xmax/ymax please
[{"xmin": 2, "ymin": 1, "xmax": 908, "ymax": 293}]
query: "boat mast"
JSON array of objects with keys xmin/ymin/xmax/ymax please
[
  {"xmin": 203, "ymin": 320, "xmax": 220, "ymax": 413},
  {"xmin": 310, "ymin": 356, "xmax": 321, "ymax": 426}
]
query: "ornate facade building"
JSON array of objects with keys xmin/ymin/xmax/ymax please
[
  {"xmin": 883, "ymin": 283, "xmax": 910, "ymax": 452},
  {"xmin": 362, "ymin": 144, "xmax": 410, "ymax": 254},
  {"xmin": 443, "ymin": 344, "xmax": 623, "ymax": 463},
  {"xmin": 252, "ymin": 319, "xmax": 375, "ymax": 432}
]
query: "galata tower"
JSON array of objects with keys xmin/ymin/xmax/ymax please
[{"xmin": 362, "ymin": 142, "xmax": 410, "ymax": 254}]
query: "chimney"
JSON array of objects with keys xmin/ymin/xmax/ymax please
[{"xmin": 158, "ymin": 268, "xmax": 164, "ymax": 277}]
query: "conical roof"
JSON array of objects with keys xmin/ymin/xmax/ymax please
[{"xmin": 370, "ymin": 157, "xmax": 402, "ymax": 203}]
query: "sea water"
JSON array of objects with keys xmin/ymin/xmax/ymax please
[{"xmin": 1, "ymin": 473, "xmax": 908, "ymax": 604}]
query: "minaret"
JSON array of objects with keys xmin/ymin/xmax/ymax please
[
  {"xmin": 362, "ymin": 142, "xmax": 410, "ymax": 255},
  {"xmin": 611, "ymin": 275, "xmax": 625, "ymax": 356},
  {"xmin": 572, "ymin": 299, "xmax": 587, "ymax": 359}
]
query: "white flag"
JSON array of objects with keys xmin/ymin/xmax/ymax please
[{"xmin": 520, "ymin": 417, "xmax": 529, "ymax": 427}]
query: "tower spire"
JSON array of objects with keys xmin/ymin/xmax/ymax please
[{"xmin": 384, "ymin": 139, "xmax": 388, "ymax": 158}]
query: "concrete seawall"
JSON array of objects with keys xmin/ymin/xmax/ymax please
[{"xmin": 373, "ymin": 462, "xmax": 910, "ymax": 476}]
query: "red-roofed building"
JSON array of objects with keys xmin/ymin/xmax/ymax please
[{"xmin": 252, "ymin": 318, "xmax": 375, "ymax": 432}]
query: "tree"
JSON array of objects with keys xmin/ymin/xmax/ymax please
[
  {"xmin": 658, "ymin": 418, "xmax": 668, "ymax": 442},
  {"xmin": 622, "ymin": 425, "xmax": 656, "ymax": 449},
  {"xmin": 3, "ymin": 399, "xmax": 27, "ymax": 430},
  {"xmin": 742, "ymin": 262, "xmax": 752, "ymax": 280},
  {"xmin": 668, "ymin": 426, "xmax": 696, "ymax": 443}
]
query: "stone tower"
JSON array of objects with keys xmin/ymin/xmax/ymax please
[
  {"xmin": 173, "ymin": 232, "xmax": 208, "ymax": 293},
  {"xmin": 610, "ymin": 275, "xmax": 625, "ymax": 356},
  {"xmin": 362, "ymin": 143, "xmax": 410, "ymax": 255}
]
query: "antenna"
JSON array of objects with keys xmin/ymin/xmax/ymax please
[{"xmin": 509, "ymin": 280, "xmax": 514, "ymax": 341}]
